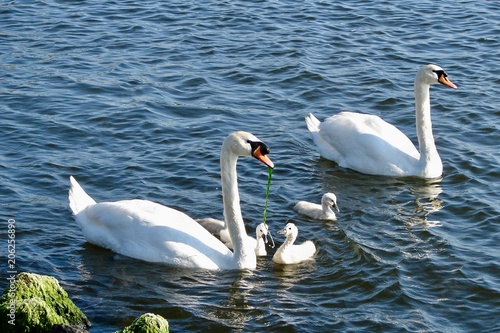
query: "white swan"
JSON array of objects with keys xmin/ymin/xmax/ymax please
[
  {"xmin": 293, "ymin": 192, "xmax": 339, "ymax": 220},
  {"xmin": 272, "ymin": 223, "xmax": 316, "ymax": 265},
  {"xmin": 305, "ymin": 64, "xmax": 457, "ymax": 178},
  {"xmin": 68, "ymin": 131, "xmax": 274, "ymax": 270},
  {"xmin": 195, "ymin": 218, "xmax": 269, "ymax": 256}
]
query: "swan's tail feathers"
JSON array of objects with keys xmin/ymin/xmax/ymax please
[
  {"xmin": 69, "ymin": 176, "xmax": 96, "ymax": 215},
  {"xmin": 305, "ymin": 113, "xmax": 321, "ymax": 133}
]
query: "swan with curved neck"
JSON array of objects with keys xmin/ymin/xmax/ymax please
[
  {"xmin": 69, "ymin": 131, "xmax": 274, "ymax": 270},
  {"xmin": 294, "ymin": 192, "xmax": 339, "ymax": 221},
  {"xmin": 272, "ymin": 223, "xmax": 316, "ymax": 265},
  {"xmin": 305, "ymin": 64, "xmax": 457, "ymax": 178}
]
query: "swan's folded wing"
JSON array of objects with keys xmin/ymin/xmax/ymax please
[
  {"xmin": 75, "ymin": 199, "xmax": 234, "ymax": 268},
  {"xmin": 319, "ymin": 112, "xmax": 420, "ymax": 175}
]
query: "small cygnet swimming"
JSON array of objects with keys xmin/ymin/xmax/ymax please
[
  {"xmin": 272, "ymin": 223, "xmax": 316, "ymax": 265},
  {"xmin": 293, "ymin": 192, "xmax": 339, "ymax": 220},
  {"xmin": 254, "ymin": 223, "xmax": 269, "ymax": 256}
]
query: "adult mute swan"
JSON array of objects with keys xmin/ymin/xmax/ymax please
[
  {"xmin": 305, "ymin": 64, "xmax": 457, "ymax": 178},
  {"xmin": 294, "ymin": 192, "xmax": 339, "ymax": 221},
  {"xmin": 69, "ymin": 131, "xmax": 274, "ymax": 270},
  {"xmin": 272, "ymin": 223, "xmax": 316, "ymax": 265},
  {"xmin": 195, "ymin": 218, "xmax": 269, "ymax": 256}
]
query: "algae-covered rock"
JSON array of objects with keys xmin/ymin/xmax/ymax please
[
  {"xmin": 117, "ymin": 313, "xmax": 169, "ymax": 333},
  {"xmin": 51, "ymin": 323, "xmax": 90, "ymax": 333},
  {"xmin": 0, "ymin": 272, "xmax": 90, "ymax": 333}
]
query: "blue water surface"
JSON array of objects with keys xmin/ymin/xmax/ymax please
[{"xmin": 1, "ymin": 1, "xmax": 499, "ymax": 332}]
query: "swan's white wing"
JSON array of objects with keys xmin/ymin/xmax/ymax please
[
  {"xmin": 317, "ymin": 112, "xmax": 420, "ymax": 176},
  {"xmin": 75, "ymin": 199, "xmax": 234, "ymax": 269}
]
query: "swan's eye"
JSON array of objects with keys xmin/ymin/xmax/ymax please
[
  {"xmin": 260, "ymin": 143, "xmax": 270, "ymax": 155},
  {"xmin": 247, "ymin": 140, "xmax": 258, "ymax": 152},
  {"xmin": 432, "ymin": 69, "xmax": 446, "ymax": 78},
  {"xmin": 248, "ymin": 140, "xmax": 270, "ymax": 155}
]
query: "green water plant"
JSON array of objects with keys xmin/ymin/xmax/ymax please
[{"xmin": 262, "ymin": 167, "xmax": 273, "ymax": 227}]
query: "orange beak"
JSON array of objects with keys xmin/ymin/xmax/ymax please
[
  {"xmin": 438, "ymin": 73, "xmax": 457, "ymax": 89},
  {"xmin": 253, "ymin": 145, "xmax": 274, "ymax": 169}
]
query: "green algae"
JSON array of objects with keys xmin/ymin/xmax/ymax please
[
  {"xmin": 0, "ymin": 272, "xmax": 90, "ymax": 333},
  {"xmin": 116, "ymin": 313, "xmax": 169, "ymax": 333},
  {"xmin": 262, "ymin": 166, "xmax": 273, "ymax": 227}
]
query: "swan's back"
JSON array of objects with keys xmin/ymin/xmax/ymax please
[
  {"xmin": 307, "ymin": 112, "xmax": 421, "ymax": 176},
  {"xmin": 70, "ymin": 178, "xmax": 234, "ymax": 270},
  {"xmin": 293, "ymin": 192, "xmax": 339, "ymax": 220},
  {"xmin": 294, "ymin": 201, "xmax": 337, "ymax": 220},
  {"xmin": 323, "ymin": 112, "xmax": 418, "ymax": 156},
  {"xmin": 79, "ymin": 200, "xmax": 234, "ymax": 269},
  {"xmin": 273, "ymin": 240, "xmax": 316, "ymax": 265},
  {"xmin": 294, "ymin": 201, "xmax": 325, "ymax": 219}
]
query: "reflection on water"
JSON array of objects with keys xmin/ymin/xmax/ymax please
[
  {"xmin": 407, "ymin": 180, "xmax": 444, "ymax": 229},
  {"xmin": 76, "ymin": 244, "xmax": 274, "ymax": 331},
  {"xmin": 410, "ymin": 181, "xmax": 444, "ymax": 214},
  {"xmin": 311, "ymin": 159, "xmax": 445, "ymax": 226},
  {"xmin": 207, "ymin": 271, "xmax": 257, "ymax": 330}
]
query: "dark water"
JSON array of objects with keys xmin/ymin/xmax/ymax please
[{"xmin": 1, "ymin": 1, "xmax": 499, "ymax": 332}]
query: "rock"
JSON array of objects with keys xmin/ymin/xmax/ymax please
[
  {"xmin": 116, "ymin": 313, "xmax": 169, "ymax": 333},
  {"xmin": 51, "ymin": 324, "xmax": 90, "ymax": 333},
  {"xmin": 0, "ymin": 272, "xmax": 90, "ymax": 333}
]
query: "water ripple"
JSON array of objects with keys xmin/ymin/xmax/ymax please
[{"xmin": 1, "ymin": 1, "xmax": 499, "ymax": 332}]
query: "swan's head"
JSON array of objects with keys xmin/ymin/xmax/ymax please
[
  {"xmin": 256, "ymin": 222, "xmax": 269, "ymax": 243},
  {"xmin": 225, "ymin": 131, "xmax": 274, "ymax": 169},
  {"xmin": 322, "ymin": 192, "xmax": 340, "ymax": 212},
  {"xmin": 418, "ymin": 64, "xmax": 457, "ymax": 89},
  {"xmin": 278, "ymin": 223, "xmax": 299, "ymax": 239}
]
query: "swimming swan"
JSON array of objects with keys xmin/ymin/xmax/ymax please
[
  {"xmin": 294, "ymin": 192, "xmax": 339, "ymax": 220},
  {"xmin": 255, "ymin": 223, "xmax": 269, "ymax": 256},
  {"xmin": 272, "ymin": 223, "xmax": 316, "ymax": 264},
  {"xmin": 195, "ymin": 218, "xmax": 269, "ymax": 256},
  {"xmin": 69, "ymin": 131, "xmax": 274, "ymax": 270},
  {"xmin": 305, "ymin": 64, "xmax": 457, "ymax": 178}
]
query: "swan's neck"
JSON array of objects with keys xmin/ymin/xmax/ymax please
[
  {"xmin": 322, "ymin": 202, "xmax": 335, "ymax": 218},
  {"xmin": 220, "ymin": 146, "xmax": 256, "ymax": 269},
  {"xmin": 281, "ymin": 234, "xmax": 297, "ymax": 250},
  {"xmin": 256, "ymin": 237, "xmax": 266, "ymax": 255},
  {"xmin": 414, "ymin": 80, "xmax": 442, "ymax": 176},
  {"xmin": 256, "ymin": 237, "xmax": 263, "ymax": 248}
]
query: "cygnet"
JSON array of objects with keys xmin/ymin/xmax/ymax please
[
  {"xmin": 254, "ymin": 223, "xmax": 269, "ymax": 256},
  {"xmin": 293, "ymin": 192, "xmax": 339, "ymax": 220},
  {"xmin": 272, "ymin": 223, "xmax": 316, "ymax": 264}
]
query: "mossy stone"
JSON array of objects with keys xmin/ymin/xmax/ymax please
[
  {"xmin": 0, "ymin": 272, "xmax": 90, "ymax": 333},
  {"xmin": 116, "ymin": 313, "xmax": 169, "ymax": 333}
]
